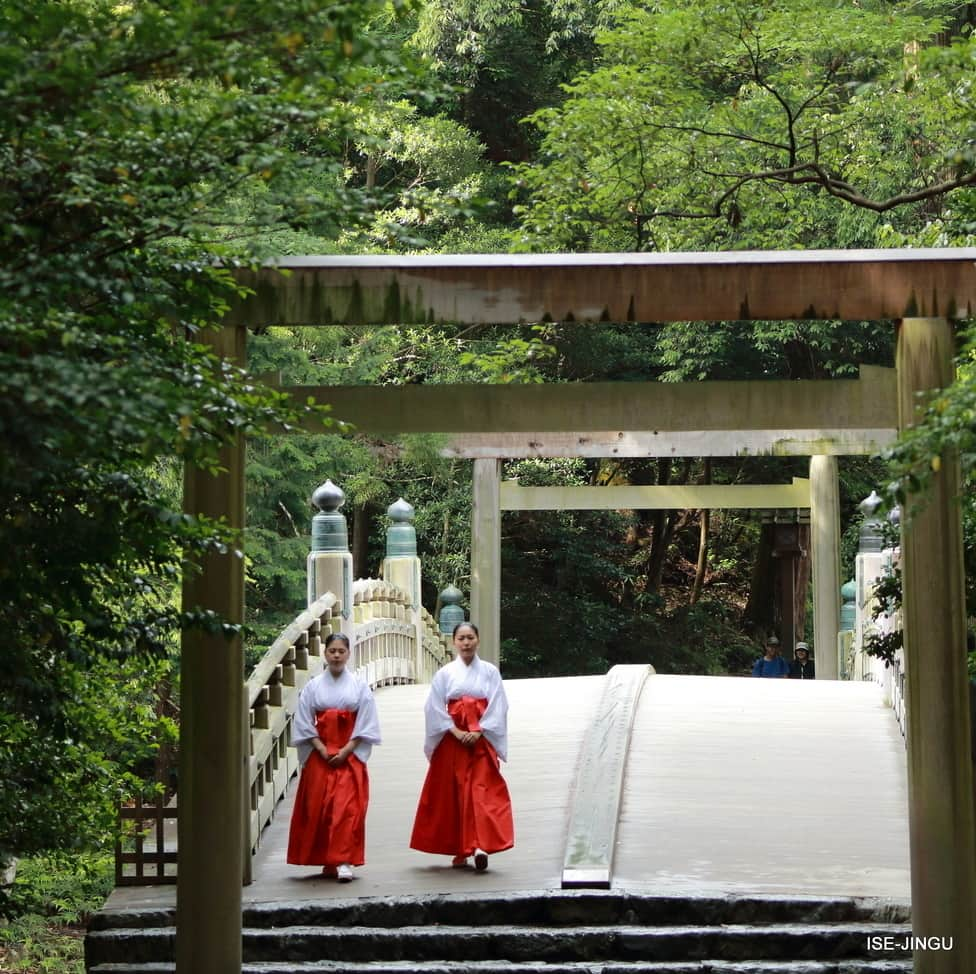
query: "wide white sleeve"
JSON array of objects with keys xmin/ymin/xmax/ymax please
[
  {"xmin": 350, "ymin": 679, "xmax": 382, "ymax": 763},
  {"xmin": 478, "ymin": 664, "xmax": 509, "ymax": 762},
  {"xmin": 291, "ymin": 676, "xmax": 322, "ymax": 767},
  {"xmin": 423, "ymin": 667, "xmax": 456, "ymax": 759}
]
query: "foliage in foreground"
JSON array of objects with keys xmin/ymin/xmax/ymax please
[
  {"xmin": 0, "ymin": 0, "xmax": 411, "ymax": 862},
  {"xmin": 0, "ymin": 853, "xmax": 114, "ymax": 974}
]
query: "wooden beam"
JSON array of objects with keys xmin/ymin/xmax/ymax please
[
  {"xmin": 440, "ymin": 429, "xmax": 894, "ymax": 458},
  {"xmin": 282, "ymin": 368, "xmax": 897, "ymax": 437},
  {"xmin": 227, "ymin": 249, "xmax": 976, "ymax": 326},
  {"xmin": 896, "ymin": 318, "xmax": 976, "ymax": 972},
  {"xmin": 500, "ymin": 479, "xmax": 810, "ymax": 511}
]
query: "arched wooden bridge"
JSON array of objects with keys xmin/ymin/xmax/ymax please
[{"xmin": 90, "ymin": 641, "xmax": 913, "ymax": 971}]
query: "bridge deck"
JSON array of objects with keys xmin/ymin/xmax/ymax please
[{"xmin": 104, "ymin": 673, "xmax": 909, "ymax": 911}]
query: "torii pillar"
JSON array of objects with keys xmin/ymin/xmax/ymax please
[
  {"xmin": 897, "ymin": 317, "xmax": 975, "ymax": 972},
  {"xmin": 470, "ymin": 458, "xmax": 502, "ymax": 667},
  {"xmin": 177, "ymin": 325, "xmax": 247, "ymax": 974},
  {"xmin": 810, "ymin": 455, "xmax": 841, "ymax": 679}
]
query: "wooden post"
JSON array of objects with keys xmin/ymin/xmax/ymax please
[
  {"xmin": 177, "ymin": 325, "xmax": 246, "ymax": 974},
  {"xmin": 896, "ymin": 317, "xmax": 975, "ymax": 972},
  {"xmin": 470, "ymin": 459, "xmax": 502, "ymax": 668},
  {"xmin": 810, "ymin": 456, "xmax": 841, "ymax": 679}
]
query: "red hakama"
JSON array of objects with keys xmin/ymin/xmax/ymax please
[
  {"xmin": 409, "ymin": 695, "xmax": 514, "ymax": 856},
  {"xmin": 287, "ymin": 708, "xmax": 369, "ymax": 866}
]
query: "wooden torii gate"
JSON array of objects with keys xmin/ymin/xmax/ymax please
[{"xmin": 180, "ymin": 249, "xmax": 976, "ymax": 974}]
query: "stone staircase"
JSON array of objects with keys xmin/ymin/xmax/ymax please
[{"xmin": 85, "ymin": 890, "xmax": 913, "ymax": 973}]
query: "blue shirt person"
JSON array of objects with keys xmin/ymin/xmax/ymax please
[{"xmin": 752, "ymin": 636, "xmax": 789, "ymax": 678}]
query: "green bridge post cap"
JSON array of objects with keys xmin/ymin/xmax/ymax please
[
  {"xmin": 438, "ymin": 584, "xmax": 465, "ymax": 634},
  {"xmin": 839, "ymin": 578, "xmax": 857, "ymax": 632},
  {"xmin": 310, "ymin": 479, "xmax": 349, "ymax": 553},
  {"xmin": 385, "ymin": 497, "xmax": 417, "ymax": 558}
]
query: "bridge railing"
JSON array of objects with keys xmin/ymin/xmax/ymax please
[
  {"xmin": 117, "ymin": 482, "xmax": 461, "ymax": 886},
  {"xmin": 351, "ymin": 578, "xmax": 449, "ymax": 688},
  {"xmin": 244, "ymin": 577, "xmax": 452, "ymax": 869},
  {"xmin": 847, "ymin": 507, "xmax": 907, "ymax": 741},
  {"xmin": 245, "ymin": 593, "xmax": 337, "ymax": 864}
]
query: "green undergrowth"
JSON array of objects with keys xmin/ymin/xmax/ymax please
[{"xmin": 0, "ymin": 853, "xmax": 113, "ymax": 973}]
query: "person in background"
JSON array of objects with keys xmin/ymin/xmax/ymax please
[
  {"xmin": 287, "ymin": 633, "xmax": 381, "ymax": 882},
  {"xmin": 789, "ymin": 641, "xmax": 816, "ymax": 680},
  {"xmin": 752, "ymin": 635, "xmax": 789, "ymax": 678},
  {"xmin": 409, "ymin": 622, "xmax": 514, "ymax": 871}
]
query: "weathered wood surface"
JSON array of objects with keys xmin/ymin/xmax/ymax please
[
  {"xmin": 563, "ymin": 665, "xmax": 652, "ymax": 888},
  {"xmin": 500, "ymin": 479, "xmax": 811, "ymax": 511},
  {"xmin": 178, "ymin": 324, "xmax": 246, "ymax": 972},
  {"xmin": 810, "ymin": 456, "xmax": 841, "ymax": 680},
  {"xmin": 470, "ymin": 459, "xmax": 502, "ymax": 668},
  {"xmin": 278, "ymin": 368, "xmax": 897, "ymax": 436},
  {"xmin": 614, "ymin": 675, "xmax": 910, "ymax": 899},
  {"xmin": 896, "ymin": 318, "xmax": 976, "ymax": 970},
  {"xmin": 440, "ymin": 428, "xmax": 896, "ymax": 459},
  {"xmin": 227, "ymin": 248, "xmax": 976, "ymax": 325}
]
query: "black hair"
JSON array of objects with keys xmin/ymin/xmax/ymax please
[
  {"xmin": 452, "ymin": 621, "xmax": 479, "ymax": 638},
  {"xmin": 324, "ymin": 632, "xmax": 351, "ymax": 650}
]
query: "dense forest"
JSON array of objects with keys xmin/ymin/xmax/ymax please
[{"xmin": 2, "ymin": 0, "xmax": 976, "ymax": 962}]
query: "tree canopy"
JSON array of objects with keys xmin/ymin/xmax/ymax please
[{"xmin": 512, "ymin": 0, "xmax": 976, "ymax": 250}]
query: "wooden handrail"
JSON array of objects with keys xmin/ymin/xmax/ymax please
[
  {"xmin": 246, "ymin": 593, "xmax": 337, "ymax": 708},
  {"xmin": 117, "ymin": 580, "xmax": 451, "ymax": 885}
]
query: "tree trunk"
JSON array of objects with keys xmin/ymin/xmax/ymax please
[
  {"xmin": 645, "ymin": 460, "xmax": 671, "ymax": 592},
  {"xmin": 154, "ymin": 675, "xmax": 176, "ymax": 801},
  {"xmin": 691, "ymin": 459, "xmax": 711, "ymax": 605},
  {"xmin": 432, "ymin": 501, "xmax": 453, "ymax": 619},
  {"xmin": 646, "ymin": 459, "xmax": 692, "ymax": 591},
  {"xmin": 743, "ymin": 518, "xmax": 777, "ymax": 638}
]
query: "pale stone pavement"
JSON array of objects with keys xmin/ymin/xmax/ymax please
[{"xmin": 105, "ymin": 673, "xmax": 910, "ymax": 911}]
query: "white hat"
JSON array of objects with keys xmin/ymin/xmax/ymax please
[{"xmin": 795, "ymin": 641, "xmax": 810, "ymax": 652}]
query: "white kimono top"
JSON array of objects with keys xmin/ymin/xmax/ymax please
[
  {"xmin": 292, "ymin": 667, "xmax": 381, "ymax": 767},
  {"xmin": 423, "ymin": 654, "xmax": 509, "ymax": 762}
]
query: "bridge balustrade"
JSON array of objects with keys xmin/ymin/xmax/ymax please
[
  {"xmin": 244, "ymin": 580, "xmax": 450, "ymax": 863},
  {"xmin": 245, "ymin": 593, "xmax": 338, "ymax": 861},
  {"xmin": 118, "ymin": 574, "xmax": 453, "ymax": 885},
  {"xmin": 844, "ymin": 500, "xmax": 907, "ymax": 741}
]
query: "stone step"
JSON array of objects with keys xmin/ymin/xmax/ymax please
[
  {"xmin": 88, "ymin": 960, "xmax": 915, "ymax": 974},
  {"xmin": 85, "ymin": 922, "xmax": 912, "ymax": 969},
  {"xmin": 87, "ymin": 891, "xmax": 912, "ymax": 933}
]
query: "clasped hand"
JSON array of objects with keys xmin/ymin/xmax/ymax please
[{"xmin": 452, "ymin": 727, "xmax": 481, "ymax": 747}]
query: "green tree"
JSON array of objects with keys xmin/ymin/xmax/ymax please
[
  {"xmin": 0, "ymin": 0, "xmax": 410, "ymax": 862},
  {"xmin": 412, "ymin": 0, "xmax": 624, "ymax": 162},
  {"xmin": 511, "ymin": 0, "xmax": 975, "ymax": 252}
]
